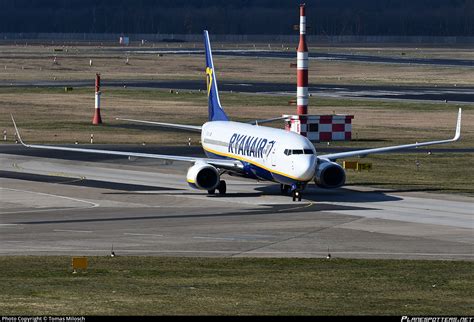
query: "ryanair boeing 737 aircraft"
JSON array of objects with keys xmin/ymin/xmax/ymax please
[{"xmin": 12, "ymin": 31, "xmax": 462, "ymax": 201}]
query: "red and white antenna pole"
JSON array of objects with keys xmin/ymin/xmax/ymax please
[
  {"xmin": 92, "ymin": 73, "xmax": 102, "ymax": 125},
  {"xmin": 296, "ymin": 4, "xmax": 309, "ymax": 116}
]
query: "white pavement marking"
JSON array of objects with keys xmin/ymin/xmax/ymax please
[
  {"xmin": 193, "ymin": 234, "xmax": 275, "ymax": 241},
  {"xmin": 53, "ymin": 229, "xmax": 93, "ymax": 233},
  {"xmin": 0, "ymin": 208, "xmax": 93, "ymax": 215},
  {"xmin": 193, "ymin": 236, "xmax": 240, "ymax": 241},
  {"xmin": 0, "ymin": 187, "xmax": 100, "ymax": 214},
  {"xmin": 123, "ymin": 233, "xmax": 164, "ymax": 237},
  {"xmin": 9, "ymin": 158, "xmax": 189, "ymax": 191},
  {"xmin": 326, "ymin": 194, "xmax": 474, "ymax": 228}
]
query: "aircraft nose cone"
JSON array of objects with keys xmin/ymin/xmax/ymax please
[{"xmin": 297, "ymin": 155, "xmax": 317, "ymax": 181}]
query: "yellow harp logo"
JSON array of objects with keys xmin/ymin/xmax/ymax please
[{"xmin": 206, "ymin": 67, "xmax": 213, "ymax": 96}]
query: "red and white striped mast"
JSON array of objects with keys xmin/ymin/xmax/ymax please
[
  {"xmin": 92, "ymin": 73, "xmax": 103, "ymax": 125},
  {"xmin": 296, "ymin": 3, "xmax": 309, "ymax": 116}
]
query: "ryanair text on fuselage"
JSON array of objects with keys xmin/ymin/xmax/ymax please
[{"xmin": 228, "ymin": 133, "xmax": 275, "ymax": 159}]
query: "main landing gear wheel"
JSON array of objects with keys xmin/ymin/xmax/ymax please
[
  {"xmin": 280, "ymin": 184, "xmax": 290, "ymax": 195},
  {"xmin": 217, "ymin": 180, "xmax": 227, "ymax": 195},
  {"xmin": 207, "ymin": 181, "xmax": 226, "ymax": 195},
  {"xmin": 292, "ymin": 191, "xmax": 302, "ymax": 202}
]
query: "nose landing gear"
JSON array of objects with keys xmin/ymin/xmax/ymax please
[
  {"xmin": 292, "ymin": 190, "xmax": 302, "ymax": 202},
  {"xmin": 281, "ymin": 184, "xmax": 304, "ymax": 202}
]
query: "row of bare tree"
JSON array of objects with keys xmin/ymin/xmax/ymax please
[{"xmin": 0, "ymin": 0, "xmax": 472, "ymax": 36}]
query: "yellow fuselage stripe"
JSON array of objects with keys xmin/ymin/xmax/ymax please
[{"xmin": 203, "ymin": 146, "xmax": 302, "ymax": 181}]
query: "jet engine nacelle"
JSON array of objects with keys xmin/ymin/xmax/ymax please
[
  {"xmin": 314, "ymin": 160, "xmax": 346, "ymax": 189},
  {"xmin": 187, "ymin": 162, "xmax": 220, "ymax": 190}
]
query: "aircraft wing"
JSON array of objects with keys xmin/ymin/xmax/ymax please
[
  {"xmin": 11, "ymin": 116, "xmax": 241, "ymax": 171},
  {"xmin": 116, "ymin": 117, "xmax": 202, "ymax": 132},
  {"xmin": 320, "ymin": 108, "xmax": 462, "ymax": 161}
]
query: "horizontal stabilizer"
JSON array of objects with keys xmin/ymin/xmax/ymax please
[
  {"xmin": 116, "ymin": 118, "xmax": 202, "ymax": 132},
  {"xmin": 247, "ymin": 116, "xmax": 288, "ymax": 125}
]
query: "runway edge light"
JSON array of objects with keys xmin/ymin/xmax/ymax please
[{"xmin": 92, "ymin": 73, "xmax": 103, "ymax": 125}]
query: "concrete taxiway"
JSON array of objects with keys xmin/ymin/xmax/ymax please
[{"xmin": 0, "ymin": 145, "xmax": 473, "ymax": 260}]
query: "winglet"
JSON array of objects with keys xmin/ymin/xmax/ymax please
[
  {"xmin": 10, "ymin": 114, "xmax": 27, "ymax": 146},
  {"xmin": 454, "ymin": 108, "xmax": 462, "ymax": 141}
]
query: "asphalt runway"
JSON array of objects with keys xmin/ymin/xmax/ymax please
[
  {"xmin": 1, "ymin": 145, "xmax": 472, "ymax": 260},
  {"xmin": 125, "ymin": 48, "xmax": 474, "ymax": 67},
  {"xmin": 2, "ymin": 79, "xmax": 472, "ymax": 104}
]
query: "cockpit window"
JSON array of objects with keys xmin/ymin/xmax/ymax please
[{"xmin": 284, "ymin": 149, "xmax": 314, "ymax": 156}]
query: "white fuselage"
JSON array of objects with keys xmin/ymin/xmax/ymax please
[{"xmin": 201, "ymin": 121, "xmax": 317, "ymax": 185}]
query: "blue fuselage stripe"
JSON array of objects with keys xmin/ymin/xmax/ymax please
[{"xmin": 204, "ymin": 149, "xmax": 299, "ymax": 184}]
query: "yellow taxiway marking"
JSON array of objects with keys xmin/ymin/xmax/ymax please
[{"xmin": 277, "ymin": 202, "xmax": 314, "ymax": 212}]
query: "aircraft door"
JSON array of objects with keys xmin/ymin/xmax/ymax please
[{"xmin": 271, "ymin": 145, "xmax": 277, "ymax": 167}]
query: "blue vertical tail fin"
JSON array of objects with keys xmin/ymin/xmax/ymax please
[{"xmin": 203, "ymin": 30, "xmax": 229, "ymax": 122}]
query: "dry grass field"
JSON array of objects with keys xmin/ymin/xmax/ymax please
[
  {"xmin": 0, "ymin": 88, "xmax": 471, "ymax": 147},
  {"xmin": 1, "ymin": 256, "xmax": 472, "ymax": 315},
  {"xmin": 0, "ymin": 43, "xmax": 472, "ymax": 86},
  {"xmin": 0, "ymin": 42, "xmax": 471, "ymax": 147}
]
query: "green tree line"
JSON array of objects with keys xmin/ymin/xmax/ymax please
[{"xmin": 0, "ymin": 0, "xmax": 472, "ymax": 36}]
